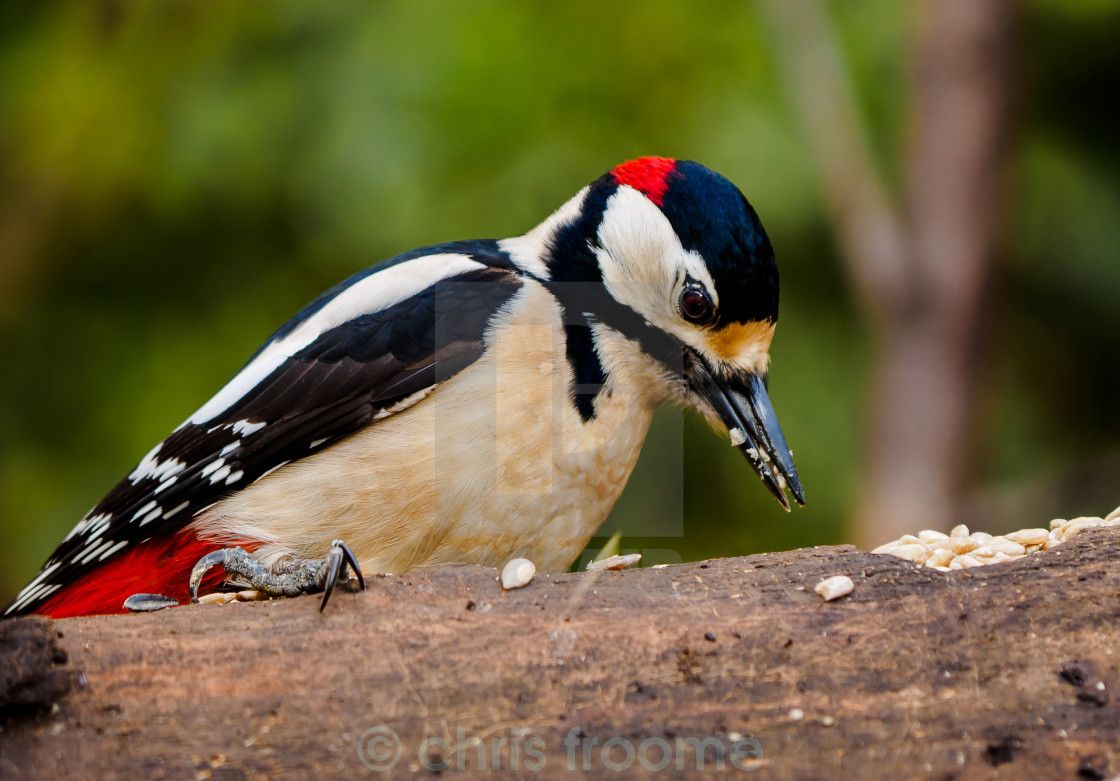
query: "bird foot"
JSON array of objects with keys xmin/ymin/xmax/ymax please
[{"xmin": 189, "ymin": 540, "xmax": 366, "ymax": 611}]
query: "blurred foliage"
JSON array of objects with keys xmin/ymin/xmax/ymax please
[{"xmin": 1, "ymin": 0, "xmax": 1118, "ymax": 605}]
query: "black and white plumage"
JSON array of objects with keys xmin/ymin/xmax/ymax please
[{"xmin": 6, "ymin": 157, "xmax": 803, "ymax": 618}]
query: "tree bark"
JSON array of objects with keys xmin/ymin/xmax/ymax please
[{"xmin": 3, "ymin": 528, "xmax": 1119, "ymax": 780}]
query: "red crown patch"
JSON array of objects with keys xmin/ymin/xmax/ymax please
[{"xmin": 610, "ymin": 157, "xmax": 678, "ymax": 206}]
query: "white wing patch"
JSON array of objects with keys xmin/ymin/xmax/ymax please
[
  {"xmin": 132, "ymin": 500, "xmax": 157, "ymax": 520},
  {"xmin": 7, "ymin": 582, "xmax": 57, "ymax": 614},
  {"xmin": 77, "ymin": 539, "xmax": 118, "ymax": 565},
  {"xmin": 498, "ymin": 185, "xmax": 589, "ymax": 279},
  {"xmin": 189, "ymin": 254, "xmax": 486, "ymax": 425},
  {"xmin": 84, "ymin": 514, "xmax": 113, "ymax": 541},
  {"xmin": 12, "ymin": 562, "xmax": 60, "ymax": 607},
  {"xmin": 99, "ymin": 540, "xmax": 130, "ymax": 561},
  {"xmin": 129, "ymin": 445, "xmax": 186, "ymax": 484},
  {"xmin": 164, "ymin": 501, "xmax": 190, "ymax": 519},
  {"xmin": 232, "ymin": 420, "xmax": 266, "ymax": 436},
  {"xmin": 63, "ymin": 512, "xmax": 113, "ymax": 543}
]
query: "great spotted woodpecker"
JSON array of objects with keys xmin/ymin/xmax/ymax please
[{"xmin": 4, "ymin": 157, "xmax": 803, "ymax": 619}]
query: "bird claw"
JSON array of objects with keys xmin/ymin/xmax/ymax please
[
  {"xmin": 189, "ymin": 541, "xmax": 366, "ymax": 611},
  {"xmin": 320, "ymin": 539, "xmax": 366, "ymax": 612},
  {"xmin": 189, "ymin": 549, "xmax": 235, "ymax": 602}
]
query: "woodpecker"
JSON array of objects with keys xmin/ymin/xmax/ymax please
[{"xmin": 4, "ymin": 157, "xmax": 803, "ymax": 619}]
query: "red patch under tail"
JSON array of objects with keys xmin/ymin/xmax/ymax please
[{"xmin": 34, "ymin": 530, "xmax": 260, "ymax": 619}]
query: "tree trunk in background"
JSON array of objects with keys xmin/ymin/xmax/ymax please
[
  {"xmin": 861, "ymin": 0, "xmax": 1017, "ymax": 546},
  {"xmin": 763, "ymin": 0, "xmax": 1017, "ymax": 547}
]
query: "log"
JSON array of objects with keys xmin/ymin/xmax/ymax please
[{"xmin": 2, "ymin": 528, "xmax": 1120, "ymax": 779}]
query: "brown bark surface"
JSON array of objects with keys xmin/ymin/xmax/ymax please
[{"xmin": 3, "ymin": 529, "xmax": 1119, "ymax": 780}]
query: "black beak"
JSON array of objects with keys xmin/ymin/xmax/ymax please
[{"xmin": 686, "ymin": 352, "xmax": 805, "ymax": 511}]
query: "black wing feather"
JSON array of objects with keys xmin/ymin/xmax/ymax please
[{"xmin": 5, "ymin": 252, "xmax": 522, "ymax": 616}]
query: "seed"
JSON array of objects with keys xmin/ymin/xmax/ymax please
[
  {"xmin": 236, "ymin": 590, "xmax": 270, "ymax": 601},
  {"xmin": 993, "ymin": 538, "xmax": 1027, "ymax": 554},
  {"xmin": 873, "ymin": 513, "xmax": 1120, "ymax": 571},
  {"xmin": 930, "ymin": 538, "xmax": 980, "ymax": 555},
  {"xmin": 122, "ymin": 593, "xmax": 178, "ymax": 612},
  {"xmin": 501, "ymin": 558, "xmax": 536, "ymax": 589},
  {"xmin": 926, "ymin": 549, "xmax": 954, "ymax": 568},
  {"xmin": 1069, "ymin": 515, "xmax": 1104, "ymax": 525},
  {"xmin": 814, "ymin": 575, "xmax": 854, "ymax": 601},
  {"xmin": 1006, "ymin": 528, "xmax": 1048, "ymax": 546},
  {"xmin": 973, "ymin": 540, "xmax": 1026, "ymax": 558},
  {"xmin": 950, "ymin": 554, "xmax": 984, "ymax": 569},
  {"xmin": 586, "ymin": 553, "xmax": 641, "ymax": 572},
  {"xmin": 954, "ymin": 538, "xmax": 981, "ymax": 554},
  {"xmin": 197, "ymin": 592, "xmax": 237, "ymax": 605},
  {"xmin": 890, "ymin": 544, "xmax": 932, "ymax": 563},
  {"xmin": 1062, "ymin": 518, "xmax": 1103, "ymax": 539}
]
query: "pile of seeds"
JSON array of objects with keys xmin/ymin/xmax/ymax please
[{"xmin": 871, "ymin": 507, "xmax": 1120, "ymax": 571}]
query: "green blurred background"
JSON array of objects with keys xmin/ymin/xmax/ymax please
[{"xmin": 2, "ymin": 0, "xmax": 1118, "ymax": 605}]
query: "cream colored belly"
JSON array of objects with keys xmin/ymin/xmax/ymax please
[{"xmin": 192, "ymin": 283, "xmax": 656, "ymax": 574}]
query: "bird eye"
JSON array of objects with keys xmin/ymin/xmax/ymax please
[{"xmin": 679, "ymin": 287, "xmax": 714, "ymax": 325}]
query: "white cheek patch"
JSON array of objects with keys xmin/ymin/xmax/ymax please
[
  {"xmin": 189, "ymin": 253, "xmax": 485, "ymax": 424},
  {"xmin": 594, "ymin": 187, "xmax": 718, "ymax": 344},
  {"xmin": 595, "ymin": 188, "xmax": 679, "ymax": 313}
]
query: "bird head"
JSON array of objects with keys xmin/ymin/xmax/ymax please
[{"xmin": 511, "ymin": 156, "xmax": 803, "ymax": 510}]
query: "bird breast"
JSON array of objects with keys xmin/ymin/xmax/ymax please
[{"xmin": 191, "ymin": 281, "xmax": 655, "ymax": 575}]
